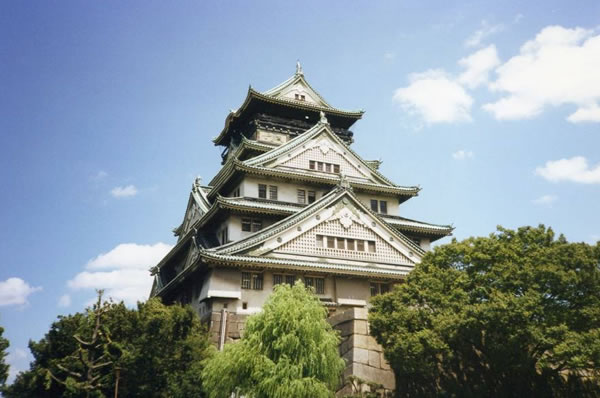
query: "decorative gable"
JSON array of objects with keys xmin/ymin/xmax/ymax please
[{"xmin": 233, "ymin": 193, "xmax": 421, "ymax": 267}]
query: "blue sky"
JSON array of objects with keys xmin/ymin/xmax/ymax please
[{"xmin": 1, "ymin": 0, "xmax": 599, "ymax": 383}]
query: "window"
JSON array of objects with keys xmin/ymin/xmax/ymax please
[
  {"xmin": 368, "ymin": 241, "xmax": 376, "ymax": 253},
  {"xmin": 242, "ymin": 272, "xmax": 262, "ymax": 290},
  {"xmin": 317, "ymin": 235, "xmax": 375, "ymax": 254},
  {"xmin": 285, "ymin": 275, "xmax": 295, "ymax": 285},
  {"xmin": 297, "ymin": 189, "xmax": 306, "ymax": 204},
  {"xmin": 308, "ymin": 191, "xmax": 316, "ymax": 204},
  {"xmin": 242, "ymin": 302, "xmax": 248, "ymax": 310},
  {"xmin": 258, "ymin": 184, "xmax": 267, "ymax": 199},
  {"xmin": 273, "ymin": 274, "xmax": 283, "ymax": 285},
  {"xmin": 242, "ymin": 218, "xmax": 262, "ymax": 232},
  {"xmin": 269, "ymin": 185, "xmax": 278, "ymax": 200},
  {"xmin": 370, "ymin": 282, "xmax": 389, "ymax": 296},
  {"xmin": 304, "ymin": 277, "xmax": 314, "ymax": 289},
  {"xmin": 357, "ymin": 240, "xmax": 365, "ymax": 251},
  {"xmin": 315, "ymin": 278, "xmax": 325, "ymax": 294},
  {"xmin": 300, "ymin": 94, "xmax": 306, "ymax": 101},
  {"xmin": 309, "ymin": 161, "xmax": 340, "ymax": 174},
  {"xmin": 347, "ymin": 239, "xmax": 355, "ymax": 251},
  {"xmin": 252, "ymin": 274, "xmax": 263, "ymax": 290},
  {"xmin": 231, "ymin": 187, "xmax": 240, "ymax": 197},
  {"xmin": 379, "ymin": 201, "xmax": 388, "ymax": 214},
  {"xmin": 294, "ymin": 93, "xmax": 299, "ymax": 100},
  {"xmin": 327, "ymin": 236, "xmax": 335, "ymax": 248},
  {"xmin": 241, "ymin": 272, "xmax": 251, "ymax": 289},
  {"xmin": 370, "ymin": 199, "xmax": 379, "ymax": 212},
  {"xmin": 316, "ymin": 235, "xmax": 324, "ymax": 248},
  {"xmin": 220, "ymin": 228, "xmax": 228, "ymax": 244}
]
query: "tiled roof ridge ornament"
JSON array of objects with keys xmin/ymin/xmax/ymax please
[
  {"xmin": 319, "ymin": 111, "xmax": 329, "ymax": 125},
  {"xmin": 295, "ymin": 60, "xmax": 303, "ymax": 76},
  {"xmin": 193, "ymin": 176, "xmax": 202, "ymax": 192},
  {"xmin": 339, "ymin": 173, "xmax": 352, "ymax": 191}
]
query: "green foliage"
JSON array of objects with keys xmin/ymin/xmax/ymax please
[
  {"xmin": 3, "ymin": 297, "xmax": 210, "ymax": 398},
  {"xmin": 370, "ymin": 225, "xmax": 600, "ymax": 397},
  {"xmin": 1, "ymin": 325, "xmax": 9, "ymax": 388},
  {"xmin": 202, "ymin": 281, "xmax": 345, "ymax": 398}
]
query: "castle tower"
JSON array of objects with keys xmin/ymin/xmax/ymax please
[{"xmin": 150, "ymin": 64, "xmax": 453, "ymax": 393}]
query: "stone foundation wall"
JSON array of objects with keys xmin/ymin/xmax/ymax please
[
  {"xmin": 328, "ymin": 307, "xmax": 395, "ymax": 396},
  {"xmin": 206, "ymin": 307, "xmax": 395, "ymax": 396}
]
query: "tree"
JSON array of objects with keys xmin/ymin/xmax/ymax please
[
  {"xmin": 3, "ymin": 297, "xmax": 210, "ymax": 398},
  {"xmin": 1, "ymin": 325, "xmax": 9, "ymax": 388},
  {"xmin": 202, "ymin": 281, "xmax": 345, "ymax": 398},
  {"xmin": 369, "ymin": 225, "xmax": 600, "ymax": 398}
]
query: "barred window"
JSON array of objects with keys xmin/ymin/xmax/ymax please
[
  {"xmin": 297, "ymin": 189, "xmax": 306, "ymax": 204},
  {"xmin": 308, "ymin": 191, "xmax": 316, "ymax": 204},
  {"xmin": 304, "ymin": 277, "xmax": 314, "ymax": 289},
  {"xmin": 269, "ymin": 185, "xmax": 278, "ymax": 200},
  {"xmin": 241, "ymin": 272, "xmax": 251, "ymax": 289},
  {"xmin": 370, "ymin": 282, "xmax": 390, "ymax": 296},
  {"xmin": 242, "ymin": 218, "xmax": 263, "ymax": 232},
  {"xmin": 357, "ymin": 240, "xmax": 365, "ymax": 251},
  {"xmin": 252, "ymin": 274, "xmax": 263, "ymax": 290},
  {"xmin": 368, "ymin": 241, "xmax": 376, "ymax": 253},
  {"xmin": 327, "ymin": 236, "xmax": 335, "ymax": 248},
  {"xmin": 258, "ymin": 184, "xmax": 267, "ymax": 199},
  {"xmin": 336, "ymin": 237, "xmax": 345, "ymax": 249},
  {"xmin": 333, "ymin": 164, "xmax": 340, "ymax": 173},
  {"xmin": 285, "ymin": 275, "xmax": 295, "ymax": 285},
  {"xmin": 347, "ymin": 239, "xmax": 355, "ymax": 251},
  {"xmin": 309, "ymin": 160, "xmax": 316, "ymax": 170},
  {"xmin": 273, "ymin": 274, "xmax": 283, "ymax": 285},
  {"xmin": 315, "ymin": 278, "xmax": 325, "ymax": 294},
  {"xmin": 370, "ymin": 199, "xmax": 378, "ymax": 212},
  {"xmin": 317, "ymin": 235, "xmax": 376, "ymax": 253}
]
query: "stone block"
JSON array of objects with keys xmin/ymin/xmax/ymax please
[
  {"xmin": 343, "ymin": 347, "xmax": 369, "ymax": 365},
  {"xmin": 349, "ymin": 334, "xmax": 369, "ymax": 350},
  {"xmin": 350, "ymin": 363, "xmax": 395, "ymax": 390},
  {"xmin": 368, "ymin": 350, "xmax": 380, "ymax": 368},
  {"xmin": 367, "ymin": 335, "xmax": 383, "ymax": 352}
]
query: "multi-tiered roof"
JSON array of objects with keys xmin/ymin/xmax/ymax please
[{"xmin": 150, "ymin": 64, "xmax": 453, "ymax": 301}]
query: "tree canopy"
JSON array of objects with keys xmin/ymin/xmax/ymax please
[
  {"xmin": 3, "ymin": 297, "xmax": 210, "ymax": 398},
  {"xmin": 370, "ymin": 225, "xmax": 600, "ymax": 397},
  {"xmin": 202, "ymin": 281, "xmax": 345, "ymax": 398},
  {"xmin": 1, "ymin": 325, "xmax": 9, "ymax": 388}
]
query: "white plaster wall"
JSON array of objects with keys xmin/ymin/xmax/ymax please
[
  {"xmin": 420, "ymin": 238, "xmax": 431, "ymax": 251},
  {"xmin": 355, "ymin": 193, "xmax": 400, "ymax": 216},
  {"xmin": 241, "ymin": 176, "xmax": 328, "ymax": 204},
  {"xmin": 336, "ymin": 278, "xmax": 370, "ymax": 305}
]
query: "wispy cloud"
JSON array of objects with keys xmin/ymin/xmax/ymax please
[
  {"xmin": 0, "ymin": 278, "xmax": 42, "ymax": 307},
  {"xmin": 58, "ymin": 294, "xmax": 71, "ymax": 308},
  {"xmin": 110, "ymin": 185, "xmax": 138, "ymax": 198},
  {"xmin": 458, "ymin": 45, "xmax": 500, "ymax": 89},
  {"xmin": 465, "ymin": 20, "xmax": 504, "ymax": 48},
  {"xmin": 384, "ymin": 51, "xmax": 396, "ymax": 60},
  {"xmin": 532, "ymin": 194, "xmax": 558, "ymax": 207},
  {"xmin": 513, "ymin": 13, "xmax": 524, "ymax": 24},
  {"xmin": 452, "ymin": 150, "xmax": 474, "ymax": 160},
  {"xmin": 68, "ymin": 242, "xmax": 173, "ymax": 305},
  {"xmin": 535, "ymin": 156, "xmax": 600, "ymax": 184}
]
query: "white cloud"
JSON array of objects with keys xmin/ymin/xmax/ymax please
[
  {"xmin": 458, "ymin": 45, "xmax": 501, "ymax": 89},
  {"xmin": 110, "ymin": 185, "xmax": 138, "ymax": 198},
  {"xmin": 384, "ymin": 51, "xmax": 396, "ymax": 60},
  {"xmin": 567, "ymin": 103, "xmax": 600, "ymax": 123},
  {"xmin": 58, "ymin": 294, "xmax": 71, "ymax": 307},
  {"xmin": 93, "ymin": 170, "xmax": 108, "ymax": 180},
  {"xmin": 393, "ymin": 70, "xmax": 473, "ymax": 124},
  {"xmin": 532, "ymin": 194, "xmax": 558, "ymax": 207},
  {"xmin": 483, "ymin": 26, "xmax": 600, "ymax": 122},
  {"xmin": 535, "ymin": 156, "xmax": 600, "ymax": 184},
  {"xmin": 68, "ymin": 242, "xmax": 173, "ymax": 305},
  {"xmin": 452, "ymin": 150, "xmax": 474, "ymax": 160},
  {"xmin": 0, "ymin": 278, "xmax": 42, "ymax": 307},
  {"xmin": 465, "ymin": 20, "xmax": 504, "ymax": 48}
]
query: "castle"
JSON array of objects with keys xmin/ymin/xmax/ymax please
[{"xmin": 150, "ymin": 63, "xmax": 452, "ymax": 393}]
